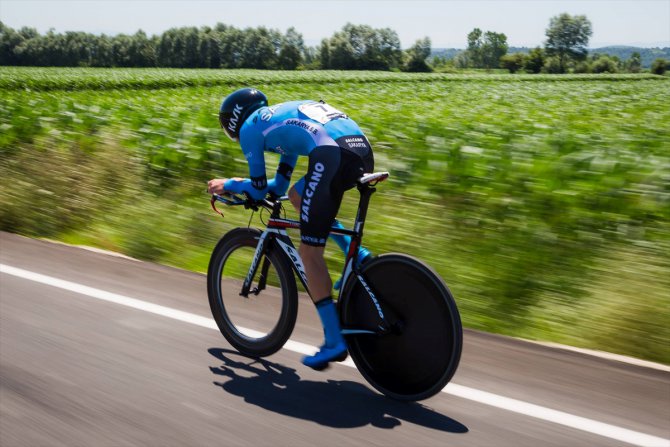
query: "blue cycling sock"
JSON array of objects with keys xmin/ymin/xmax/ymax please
[{"xmin": 315, "ymin": 297, "xmax": 344, "ymax": 347}]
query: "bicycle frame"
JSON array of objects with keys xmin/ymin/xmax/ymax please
[{"xmin": 216, "ymin": 175, "xmax": 390, "ymax": 336}]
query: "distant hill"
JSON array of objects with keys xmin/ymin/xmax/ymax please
[
  {"xmin": 432, "ymin": 46, "xmax": 670, "ymax": 68},
  {"xmin": 430, "ymin": 48, "xmax": 462, "ymax": 60},
  {"xmin": 590, "ymin": 46, "xmax": 670, "ymax": 68}
]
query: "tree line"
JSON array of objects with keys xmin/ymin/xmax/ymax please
[
  {"xmin": 0, "ymin": 22, "xmax": 309, "ymax": 69},
  {"xmin": 1, "ymin": 16, "xmax": 668, "ymax": 74},
  {"xmin": 0, "ymin": 21, "xmax": 431, "ymax": 72}
]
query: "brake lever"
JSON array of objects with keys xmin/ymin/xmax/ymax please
[{"xmin": 210, "ymin": 195, "xmax": 225, "ymax": 217}]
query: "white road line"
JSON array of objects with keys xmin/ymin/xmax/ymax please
[
  {"xmin": 28, "ymin": 236, "xmax": 670, "ymax": 372},
  {"xmin": 1, "ymin": 263, "xmax": 668, "ymax": 447}
]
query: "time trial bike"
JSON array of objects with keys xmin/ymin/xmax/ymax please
[{"xmin": 207, "ymin": 172, "xmax": 462, "ymax": 401}]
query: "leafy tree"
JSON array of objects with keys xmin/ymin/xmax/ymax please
[
  {"xmin": 157, "ymin": 28, "xmax": 177, "ymax": 66},
  {"xmin": 404, "ymin": 37, "xmax": 432, "ymax": 72},
  {"xmin": 626, "ymin": 52, "xmax": 641, "ymax": 73},
  {"xmin": 500, "ymin": 53, "xmax": 525, "ymax": 73},
  {"xmin": 182, "ymin": 27, "xmax": 200, "ymax": 68},
  {"xmin": 112, "ymin": 34, "xmax": 133, "ymax": 66},
  {"xmin": 128, "ymin": 30, "xmax": 155, "ymax": 67},
  {"xmin": 198, "ymin": 27, "xmax": 216, "ymax": 68},
  {"xmin": 463, "ymin": 28, "xmax": 508, "ymax": 69},
  {"xmin": 219, "ymin": 27, "xmax": 244, "ymax": 68},
  {"xmin": 651, "ymin": 58, "xmax": 668, "ymax": 75},
  {"xmin": 318, "ymin": 39, "xmax": 330, "ymax": 69},
  {"xmin": 591, "ymin": 55, "xmax": 618, "ymax": 73},
  {"xmin": 542, "ymin": 56, "xmax": 563, "ymax": 74},
  {"xmin": 1, "ymin": 22, "xmax": 25, "ymax": 65},
  {"xmin": 481, "ymin": 31, "xmax": 508, "ymax": 68},
  {"xmin": 205, "ymin": 31, "xmax": 222, "ymax": 68},
  {"xmin": 302, "ymin": 45, "xmax": 319, "ymax": 68},
  {"xmin": 524, "ymin": 46, "xmax": 545, "ymax": 73},
  {"xmin": 320, "ymin": 23, "xmax": 402, "ymax": 70},
  {"xmin": 327, "ymin": 32, "xmax": 356, "ymax": 69},
  {"xmin": 91, "ymin": 35, "xmax": 114, "ymax": 67},
  {"xmin": 240, "ymin": 27, "xmax": 281, "ymax": 69},
  {"xmin": 278, "ymin": 27, "xmax": 304, "ymax": 70},
  {"xmin": 377, "ymin": 27, "xmax": 403, "ymax": 70},
  {"xmin": 545, "ymin": 13, "xmax": 593, "ymax": 73},
  {"xmin": 465, "ymin": 28, "xmax": 483, "ymax": 67}
]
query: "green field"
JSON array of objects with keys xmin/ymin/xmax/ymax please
[{"xmin": 2, "ymin": 67, "xmax": 669, "ymax": 363}]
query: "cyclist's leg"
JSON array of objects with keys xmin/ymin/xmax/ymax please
[
  {"xmin": 298, "ymin": 146, "xmax": 349, "ymax": 369},
  {"xmin": 300, "ymin": 245, "xmax": 332, "ymax": 301},
  {"xmin": 298, "ymin": 146, "xmax": 343, "ymax": 300},
  {"xmin": 289, "ymin": 177, "xmax": 371, "ymax": 275}
]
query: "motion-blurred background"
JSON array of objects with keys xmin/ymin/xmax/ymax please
[{"xmin": 1, "ymin": 0, "xmax": 669, "ymax": 364}]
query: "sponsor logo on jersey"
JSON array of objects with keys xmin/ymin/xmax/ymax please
[
  {"xmin": 261, "ymin": 105, "xmax": 279, "ymax": 122},
  {"xmin": 344, "ymin": 137, "xmax": 367, "ymax": 149},
  {"xmin": 301, "ymin": 162, "xmax": 325, "ymax": 222},
  {"xmin": 336, "ymin": 135, "xmax": 371, "ymax": 152},
  {"xmin": 335, "ymin": 135, "xmax": 372, "ymax": 159},
  {"xmin": 286, "ymin": 119, "xmax": 318, "ymax": 135}
]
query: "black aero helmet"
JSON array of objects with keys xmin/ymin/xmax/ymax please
[{"xmin": 218, "ymin": 88, "xmax": 268, "ymax": 141}]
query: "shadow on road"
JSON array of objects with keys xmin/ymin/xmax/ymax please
[{"xmin": 208, "ymin": 348, "xmax": 468, "ymax": 433}]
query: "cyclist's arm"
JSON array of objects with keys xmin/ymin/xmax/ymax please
[
  {"xmin": 223, "ymin": 124, "xmax": 267, "ymax": 200},
  {"xmin": 268, "ymin": 154, "xmax": 298, "ymax": 196}
]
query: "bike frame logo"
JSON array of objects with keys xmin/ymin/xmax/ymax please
[
  {"xmin": 275, "ymin": 238, "xmax": 308, "ymax": 287},
  {"xmin": 244, "ymin": 233, "xmax": 267, "ymax": 289}
]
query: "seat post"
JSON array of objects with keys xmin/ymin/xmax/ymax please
[{"xmin": 353, "ymin": 183, "xmax": 376, "ymax": 239}]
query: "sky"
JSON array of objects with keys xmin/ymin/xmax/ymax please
[{"xmin": 1, "ymin": 0, "xmax": 669, "ymax": 48}]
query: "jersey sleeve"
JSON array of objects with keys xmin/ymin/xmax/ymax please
[
  {"xmin": 227, "ymin": 120, "xmax": 268, "ymax": 200},
  {"xmin": 268, "ymin": 153, "xmax": 298, "ymax": 196}
]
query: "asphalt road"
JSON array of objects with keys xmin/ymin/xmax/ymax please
[{"xmin": 1, "ymin": 231, "xmax": 669, "ymax": 447}]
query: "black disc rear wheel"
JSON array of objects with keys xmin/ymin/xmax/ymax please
[{"xmin": 340, "ymin": 254, "xmax": 462, "ymax": 401}]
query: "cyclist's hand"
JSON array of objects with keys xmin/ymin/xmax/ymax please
[
  {"xmin": 207, "ymin": 178, "xmax": 227, "ymax": 194},
  {"xmin": 207, "ymin": 177, "xmax": 245, "ymax": 194}
]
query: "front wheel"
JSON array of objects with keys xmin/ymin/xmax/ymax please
[
  {"xmin": 207, "ymin": 228, "xmax": 298, "ymax": 357},
  {"xmin": 340, "ymin": 254, "xmax": 462, "ymax": 401}
]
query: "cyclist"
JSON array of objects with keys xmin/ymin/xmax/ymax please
[{"xmin": 207, "ymin": 88, "xmax": 374, "ymax": 370}]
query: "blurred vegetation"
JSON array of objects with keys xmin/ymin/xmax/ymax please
[
  {"xmin": 1, "ymin": 68, "xmax": 668, "ymax": 363},
  {"xmin": 1, "ymin": 67, "xmax": 662, "ymax": 91}
]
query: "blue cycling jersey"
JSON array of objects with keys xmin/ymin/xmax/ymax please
[{"xmin": 223, "ymin": 100, "xmax": 370, "ymax": 200}]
